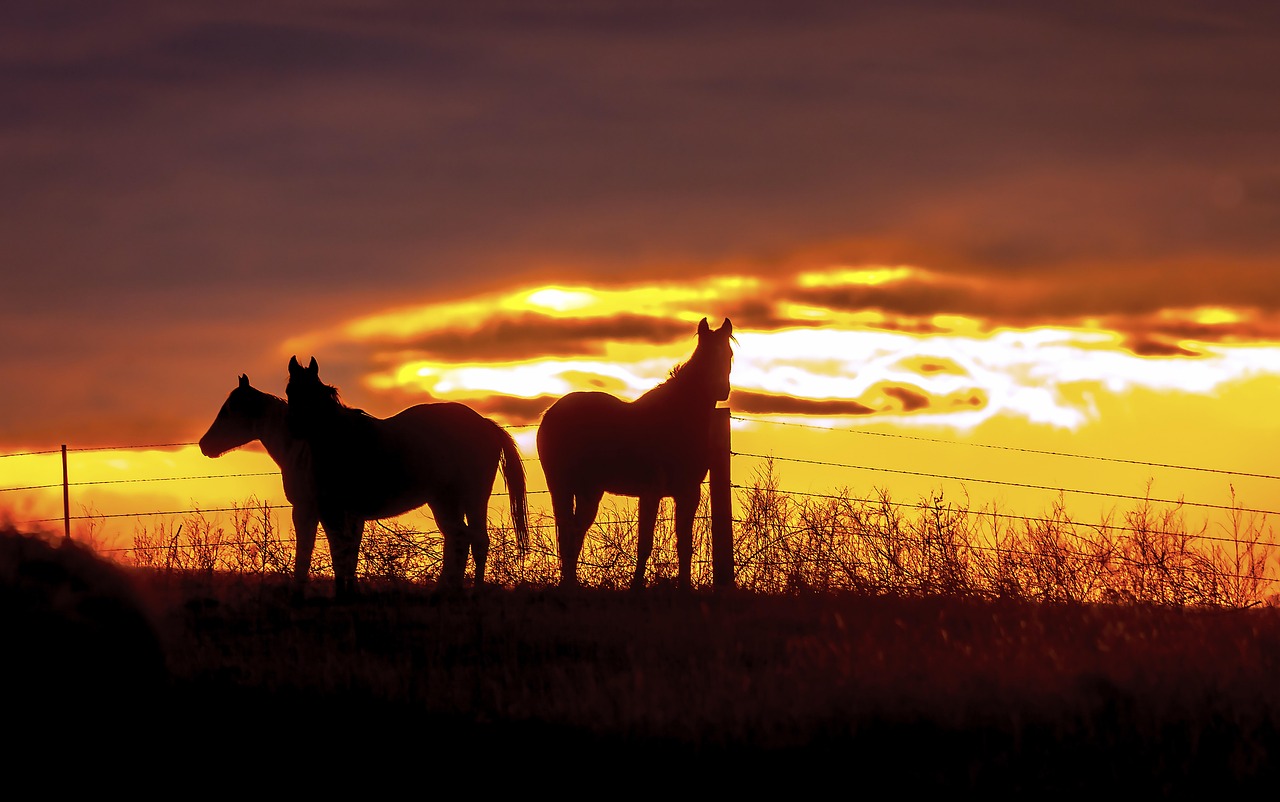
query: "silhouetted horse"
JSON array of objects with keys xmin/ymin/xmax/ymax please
[
  {"xmin": 200, "ymin": 374, "xmax": 320, "ymax": 592},
  {"xmin": 286, "ymin": 356, "xmax": 530, "ymax": 599},
  {"xmin": 537, "ymin": 317, "xmax": 734, "ymax": 590}
]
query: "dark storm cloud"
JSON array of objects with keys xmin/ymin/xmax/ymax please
[{"xmin": 5, "ymin": 0, "xmax": 1280, "ymax": 448}]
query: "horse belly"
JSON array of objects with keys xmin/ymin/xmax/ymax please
[
  {"xmin": 539, "ymin": 391, "xmax": 710, "ymax": 497},
  {"xmin": 586, "ymin": 450, "xmax": 708, "ymax": 499}
]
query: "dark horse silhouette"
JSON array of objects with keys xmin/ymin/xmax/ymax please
[
  {"xmin": 286, "ymin": 356, "xmax": 530, "ymax": 599},
  {"xmin": 537, "ymin": 317, "xmax": 734, "ymax": 590},
  {"xmin": 199, "ymin": 374, "xmax": 321, "ymax": 591}
]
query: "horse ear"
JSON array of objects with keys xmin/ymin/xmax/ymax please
[
  {"xmin": 721, "ymin": 318, "xmax": 732, "ymax": 335},
  {"xmin": 289, "ymin": 355, "xmax": 301, "ymax": 373},
  {"xmin": 238, "ymin": 374, "xmax": 249, "ymax": 388},
  {"xmin": 308, "ymin": 356, "xmax": 318, "ymax": 373},
  {"xmin": 698, "ymin": 317, "xmax": 710, "ymax": 335}
]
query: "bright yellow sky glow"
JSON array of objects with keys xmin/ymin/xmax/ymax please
[
  {"xmin": 521, "ymin": 288, "xmax": 596, "ymax": 312},
  {"xmin": 371, "ymin": 359, "xmax": 650, "ymax": 399},
  {"xmin": 1163, "ymin": 306, "xmax": 1247, "ymax": 327},
  {"xmin": 776, "ymin": 302, "xmax": 841, "ymax": 321},
  {"xmin": 323, "ymin": 276, "xmax": 767, "ymax": 347},
  {"xmin": 1195, "ymin": 308, "xmax": 1242, "ymax": 326},
  {"xmin": 796, "ymin": 265, "xmax": 915, "ymax": 287},
  {"xmin": 503, "ymin": 279, "xmax": 764, "ymax": 319}
]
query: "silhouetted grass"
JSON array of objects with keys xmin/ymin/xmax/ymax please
[{"xmin": 114, "ymin": 459, "xmax": 1277, "ymax": 608}]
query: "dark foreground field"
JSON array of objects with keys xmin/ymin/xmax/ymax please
[{"xmin": 7, "ymin": 529, "xmax": 1280, "ymax": 795}]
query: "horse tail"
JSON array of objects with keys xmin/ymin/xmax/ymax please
[{"xmin": 495, "ymin": 423, "xmax": 530, "ymax": 555}]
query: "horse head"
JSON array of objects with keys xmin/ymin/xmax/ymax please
[
  {"xmin": 693, "ymin": 317, "xmax": 735, "ymax": 403},
  {"xmin": 200, "ymin": 374, "xmax": 265, "ymax": 458},
  {"xmin": 288, "ymin": 355, "xmax": 318, "ymax": 385},
  {"xmin": 286, "ymin": 355, "xmax": 344, "ymax": 436}
]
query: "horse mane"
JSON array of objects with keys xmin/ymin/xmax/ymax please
[
  {"xmin": 315, "ymin": 380, "xmax": 343, "ymax": 408},
  {"xmin": 255, "ymin": 387, "xmax": 287, "ymax": 405},
  {"xmin": 306, "ymin": 378, "xmax": 371, "ymax": 419}
]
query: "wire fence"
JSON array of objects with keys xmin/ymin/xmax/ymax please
[
  {"xmin": 2, "ymin": 412, "xmax": 1277, "ymax": 604},
  {"xmin": 8, "ymin": 438, "xmax": 1270, "ymax": 535},
  {"xmin": 2, "ymin": 417, "xmax": 1275, "ymax": 535}
]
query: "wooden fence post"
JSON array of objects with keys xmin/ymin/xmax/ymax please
[
  {"xmin": 710, "ymin": 407, "xmax": 733, "ymax": 589},
  {"xmin": 62, "ymin": 444, "xmax": 71, "ymax": 542}
]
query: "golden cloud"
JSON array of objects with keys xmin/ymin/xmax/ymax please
[
  {"xmin": 274, "ymin": 264, "xmax": 1280, "ymax": 440},
  {"xmin": 373, "ymin": 313, "xmax": 694, "ymax": 361}
]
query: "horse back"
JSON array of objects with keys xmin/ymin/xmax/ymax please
[
  {"xmin": 304, "ymin": 401, "xmax": 505, "ymax": 518},
  {"xmin": 537, "ymin": 391, "xmax": 713, "ymax": 496},
  {"xmin": 379, "ymin": 402, "xmax": 505, "ymax": 478}
]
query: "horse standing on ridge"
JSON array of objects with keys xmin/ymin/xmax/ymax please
[
  {"xmin": 537, "ymin": 316, "xmax": 735, "ymax": 590},
  {"xmin": 199, "ymin": 374, "xmax": 321, "ymax": 592},
  {"xmin": 286, "ymin": 356, "xmax": 529, "ymax": 599}
]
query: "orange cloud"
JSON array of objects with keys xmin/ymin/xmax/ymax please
[
  {"xmin": 369, "ymin": 313, "xmax": 693, "ymax": 361},
  {"xmin": 455, "ymin": 394, "xmax": 559, "ymax": 425},
  {"xmin": 882, "ymin": 386, "xmax": 930, "ymax": 413},
  {"xmin": 1124, "ymin": 338, "xmax": 1203, "ymax": 358},
  {"xmin": 729, "ymin": 391, "xmax": 877, "ymax": 417}
]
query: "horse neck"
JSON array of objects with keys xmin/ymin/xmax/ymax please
[
  {"xmin": 254, "ymin": 395, "xmax": 301, "ymax": 464},
  {"xmin": 636, "ymin": 370, "xmax": 716, "ymax": 418},
  {"xmin": 293, "ymin": 397, "xmax": 366, "ymax": 441}
]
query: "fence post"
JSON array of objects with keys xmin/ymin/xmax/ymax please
[
  {"xmin": 62, "ymin": 444, "xmax": 71, "ymax": 542},
  {"xmin": 710, "ymin": 407, "xmax": 733, "ymax": 589}
]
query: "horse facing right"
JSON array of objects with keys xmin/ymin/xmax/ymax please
[{"xmin": 537, "ymin": 316, "xmax": 735, "ymax": 590}]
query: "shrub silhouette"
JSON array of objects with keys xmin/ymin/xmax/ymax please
[{"xmin": 1, "ymin": 525, "xmax": 168, "ymax": 737}]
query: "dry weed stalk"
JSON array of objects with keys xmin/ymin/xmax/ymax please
[{"xmin": 108, "ymin": 465, "xmax": 1274, "ymax": 607}]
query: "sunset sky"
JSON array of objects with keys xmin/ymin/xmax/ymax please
[{"xmin": 4, "ymin": 2, "xmax": 1280, "ymax": 559}]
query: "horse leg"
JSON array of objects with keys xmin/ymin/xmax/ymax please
[
  {"xmin": 559, "ymin": 488, "xmax": 603, "ymax": 588},
  {"xmin": 349, "ymin": 517, "xmax": 365, "ymax": 596},
  {"xmin": 545, "ymin": 480, "xmax": 570, "ymax": 585},
  {"xmin": 432, "ymin": 503, "xmax": 470, "ymax": 590},
  {"xmin": 328, "ymin": 512, "xmax": 362, "ymax": 602},
  {"xmin": 632, "ymin": 494, "xmax": 659, "ymax": 591},
  {"xmin": 548, "ymin": 484, "xmax": 577, "ymax": 587},
  {"xmin": 674, "ymin": 489, "xmax": 699, "ymax": 590},
  {"xmin": 464, "ymin": 494, "xmax": 491, "ymax": 588},
  {"xmin": 292, "ymin": 507, "xmax": 319, "ymax": 595}
]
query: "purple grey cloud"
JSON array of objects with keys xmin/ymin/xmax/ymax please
[{"xmin": 4, "ymin": 1, "xmax": 1280, "ymax": 447}]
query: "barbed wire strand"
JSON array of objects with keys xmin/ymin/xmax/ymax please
[
  {"xmin": 732, "ymin": 414, "xmax": 1280, "ymax": 482},
  {"xmin": 6, "ymin": 427, "xmax": 1278, "ymax": 584},
  {"xmin": 8, "ymin": 413, "xmax": 1278, "ymax": 484},
  {"xmin": 6, "ymin": 441, "xmax": 1271, "ymax": 516},
  {"xmin": 732, "ymin": 450, "xmax": 1280, "ymax": 518}
]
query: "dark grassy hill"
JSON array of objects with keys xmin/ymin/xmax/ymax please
[{"xmin": 6, "ymin": 526, "xmax": 1280, "ymax": 794}]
